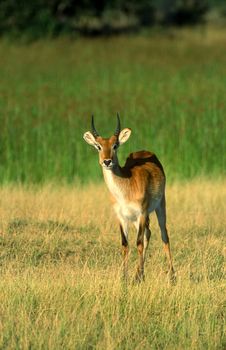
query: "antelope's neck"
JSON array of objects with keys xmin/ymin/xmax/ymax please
[{"xmin": 102, "ymin": 165, "xmax": 126, "ymax": 202}]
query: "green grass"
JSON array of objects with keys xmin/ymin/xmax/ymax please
[
  {"xmin": 0, "ymin": 28, "xmax": 225, "ymax": 183},
  {"xmin": 0, "ymin": 31, "xmax": 225, "ymax": 349},
  {"xmin": 0, "ymin": 181, "xmax": 225, "ymax": 349}
]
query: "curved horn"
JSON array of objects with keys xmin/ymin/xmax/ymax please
[
  {"xmin": 91, "ymin": 114, "xmax": 99, "ymax": 138},
  {"xmin": 114, "ymin": 112, "xmax": 121, "ymax": 136}
]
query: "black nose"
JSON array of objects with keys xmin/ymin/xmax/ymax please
[{"xmin": 103, "ymin": 159, "xmax": 112, "ymax": 167}]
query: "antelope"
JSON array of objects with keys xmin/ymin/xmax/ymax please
[{"xmin": 83, "ymin": 114, "xmax": 174, "ymax": 282}]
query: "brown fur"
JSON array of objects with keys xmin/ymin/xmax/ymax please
[{"xmin": 83, "ymin": 126, "xmax": 174, "ymax": 282}]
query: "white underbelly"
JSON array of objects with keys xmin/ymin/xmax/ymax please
[
  {"xmin": 114, "ymin": 197, "xmax": 162, "ymax": 223},
  {"xmin": 114, "ymin": 202, "xmax": 142, "ymax": 222}
]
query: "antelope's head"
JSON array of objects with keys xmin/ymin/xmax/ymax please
[{"xmin": 83, "ymin": 114, "xmax": 131, "ymax": 170}]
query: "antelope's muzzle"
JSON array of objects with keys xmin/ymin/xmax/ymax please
[{"xmin": 103, "ymin": 159, "xmax": 113, "ymax": 169}]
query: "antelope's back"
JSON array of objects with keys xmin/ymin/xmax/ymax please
[{"xmin": 123, "ymin": 151, "xmax": 166, "ymax": 200}]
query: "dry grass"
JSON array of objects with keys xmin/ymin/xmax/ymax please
[{"xmin": 0, "ymin": 180, "xmax": 225, "ymax": 349}]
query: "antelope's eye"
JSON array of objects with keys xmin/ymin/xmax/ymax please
[
  {"xmin": 112, "ymin": 144, "xmax": 118, "ymax": 150},
  {"xmin": 95, "ymin": 144, "xmax": 102, "ymax": 151}
]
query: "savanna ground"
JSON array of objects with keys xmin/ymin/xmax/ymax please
[
  {"xmin": 0, "ymin": 27, "xmax": 225, "ymax": 349},
  {"xmin": 0, "ymin": 181, "xmax": 225, "ymax": 349}
]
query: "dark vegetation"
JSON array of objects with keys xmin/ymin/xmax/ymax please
[{"xmin": 0, "ymin": 0, "xmax": 225, "ymax": 39}]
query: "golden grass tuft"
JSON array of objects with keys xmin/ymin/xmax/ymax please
[{"xmin": 0, "ymin": 180, "xmax": 225, "ymax": 349}]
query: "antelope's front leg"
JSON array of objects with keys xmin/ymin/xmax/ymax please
[
  {"xmin": 135, "ymin": 214, "xmax": 146, "ymax": 282},
  {"xmin": 119, "ymin": 222, "xmax": 129, "ymax": 280}
]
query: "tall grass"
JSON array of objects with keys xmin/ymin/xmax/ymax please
[
  {"xmin": 0, "ymin": 28, "xmax": 225, "ymax": 183},
  {"xmin": 0, "ymin": 180, "xmax": 225, "ymax": 349}
]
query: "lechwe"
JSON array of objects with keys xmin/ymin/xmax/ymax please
[{"xmin": 83, "ymin": 114, "xmax": 174, "ymax": 281}]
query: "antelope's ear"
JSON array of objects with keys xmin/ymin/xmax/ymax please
[
  {"xmin": 83, "ymin": 131, "xmax": 96, "ymax": 146},
  {"xmin": 118, "ymin": 128, "xmax": 131, "ymax": 145}
]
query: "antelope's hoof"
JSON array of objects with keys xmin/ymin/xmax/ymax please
[
  {"xmin": 168, "ymin": 269, "xmax": 176, "ymax": 285},
  {"xmin": 133, "ymin": 272, "xmax": 145, "ymax": 285},
  {"xmin": 121, "ymin": 273, "xmax": 128, "ymax": 285}
]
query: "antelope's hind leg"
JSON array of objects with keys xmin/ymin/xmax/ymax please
[
  {"xmin": 155, "ymin": 195, "xmax": 175, "ymax": 277},
  {"xmin": 143, "ymin": 216, "xmax": 151, "ymax": 262},
  {"xmin": 119, "ymin": 222, "xmax": 129, "ymax": 280},
  {"xmin": 135, "ymin": 214, "xmax": 147, "ymax": 283}
]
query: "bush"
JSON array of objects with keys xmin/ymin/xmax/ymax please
[{"xmin": 0, "ymin": 0, "xmax": 212, "ymax": 38}]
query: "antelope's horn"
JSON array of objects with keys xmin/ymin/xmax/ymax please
[
  {"xmin": 91, "ymin": 115, "xmax": 99, "ymax": 138},
  {"xmin": 114, "ymin": 113, "xmax": 121, "ymax": 136}
]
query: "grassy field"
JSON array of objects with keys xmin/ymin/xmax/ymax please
[
  {"xmin": 0, "ymin": 27, "xmax": 225, "ymax": 183},
  {"xmin": 0, "ymin": 180, "xmax": 225, "ymax": 349},
  {"xmin": 0, "ymin": 27, "xmax": 225, "ymax": 349}
]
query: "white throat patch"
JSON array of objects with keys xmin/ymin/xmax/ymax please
[{"xmin": 103, "ymin": 168, "xmax": 124, "ymax": 202}]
